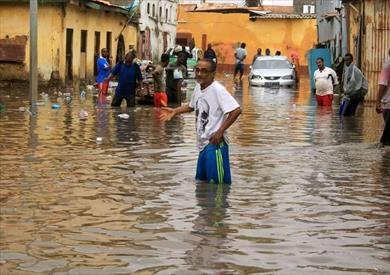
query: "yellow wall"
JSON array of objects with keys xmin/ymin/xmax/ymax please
[
  {"xmin": 0, "ymin": 3, "xmax": 137, "ymax": 82},
  {"xmin": 177, "ymin": 7, "xmax": 317, "ymax": 66}
]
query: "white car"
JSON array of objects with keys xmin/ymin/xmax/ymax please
[{"xmin": 249, "ymin": 56, "xmax": 296, "ymax": 88}]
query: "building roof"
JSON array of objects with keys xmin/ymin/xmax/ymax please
[
  {"xmin": 183, "ymin": 4, "xmax": 315, "ymax": 19},
  {"xmin": 249, "ymin": 13, "xmax": 316, "ymax": 19},
  {"xmin": 0, "ymin": 0, "xmax": 131, "ymax": 15}
]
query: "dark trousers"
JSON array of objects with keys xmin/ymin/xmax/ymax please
[
  {"xmin": 111, "ymin": 93, "xmax": 135, "ymax": 107},
  {"xmin": 381, "ymin": 109, "xmax": 390, "ymax": 146},
  {"xmin": 342, "ymin": 97, "xmax": 361, "ymax": 116}
]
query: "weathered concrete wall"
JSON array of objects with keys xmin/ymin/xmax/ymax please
[
  {"xmin": 0, "ymin": 4, "xmax": 62, "ymax": 81},
  {"xmin": 0, "ymin": 3, "xmax": 137, "ymax": 83},
  {"xmin": 177, "ymin": 6, "xmax": 317, "ymax": 68}
]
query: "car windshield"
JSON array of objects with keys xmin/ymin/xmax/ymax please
[{"xmin": 253, "ymin": 60, "xmax": 291, "ymax": 70}]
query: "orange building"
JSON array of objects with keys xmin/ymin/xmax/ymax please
[{"xmin": 177, "ymin": 5, "xmax": 317, "ymax": 74}]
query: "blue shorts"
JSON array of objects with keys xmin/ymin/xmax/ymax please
[
  {"xmin": 196, "ymin": 142, "xmax": 232, "ymax": 184},
  {"xmin": 234, "ymin": 63, "xmax": 244, "ymax": 74}
]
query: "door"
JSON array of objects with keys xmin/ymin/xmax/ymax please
[
  {"xmin": 65, "ymin": 28, "xmax": 73, "ymax": 80},
  {"xmin": 80, "ymin": 30, "xmax": 87, "ymax": 80},
  {"xmin": 94, "ymin": 31, "xmax": 100, "ymax": 76},
  {"xmin": 116, "ymin": 34, "xmax": 125, "ymax": 64}
]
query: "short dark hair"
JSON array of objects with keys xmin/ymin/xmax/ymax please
[
  {"xmin": 241, "ymin": 43, "xmax": 246, "ymax": 48},
  {"xmin": 345, "ymin": 53, "xmax": 353, "ymax": 60},
  {"xmin": 200, "ymin": 58, "xmax": 217, "ymax": 72},
  {"xmin": 316, "ymin": 57, "xmax": 324, "ymax": 62},
  {"xmin": 161, "ymin": 53, "xmax": 170, "ymax": 63}
]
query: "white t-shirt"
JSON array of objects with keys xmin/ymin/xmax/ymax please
[
  {"xmin": 314, "ymin": 67, "xmax": 339, "ymax": 96},
  {"xmin": 235, "ymin": 47, "xmax": 247, "ymax": 64},
  {"xmin": 189, "ymin": 81, "xmax": 240, "ymax": 151}
]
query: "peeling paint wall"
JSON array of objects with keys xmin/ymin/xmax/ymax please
[
  {"xmin": 177, "ymin": 6, "xmax": 317, "ymax": 69},
  {"xmin": 0, "ymin": 3, "xmax": 137, "ymax": 83}
]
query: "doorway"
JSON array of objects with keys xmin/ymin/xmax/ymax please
[
  {"xmin": 116, "ymin": 34, "xmax": 125, "ymax": 64},
  {"xmin": 80, "ymin": 30, "xmax": 87, "ymax": 80},
  {"xmin": 94, "ymin": 31, "xmax": 100, "ymax": 76},
  {"xmin": 65, "ymin": 28, "xmax": 73, "ymax": 80}
]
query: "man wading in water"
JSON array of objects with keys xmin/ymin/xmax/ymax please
[{"xmin": 159, "ymin": 59, "xmax": 241, "ymax": 184}]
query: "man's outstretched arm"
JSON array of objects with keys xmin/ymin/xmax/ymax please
[{"xmin": 159, "ymin": 104, "xmax": 194, "ymax": 122}]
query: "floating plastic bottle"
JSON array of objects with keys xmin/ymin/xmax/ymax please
[
  {"xmin": 80, "ymin": 90, "xmax": 86, "ymax": 98},
  {"xmin": 118, "ymin": 113, "xmax": 129, "ymax": 119},
  {"xmin": 51, "ymin": 103, "xmax": 61, "ymax": 109}
]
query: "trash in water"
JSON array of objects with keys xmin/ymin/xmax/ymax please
[
  {"xmin": 18, "ymin": 107, "xmax": 26, "ymax": 112},
  {"xmin": 86, "ymin": 85, "xmax": 95, "ymax": 91},
  {"xmin": 80, "ymin": 90, "xmax": 86, "ymax": 97},
  {"xmin": 35, "ymin": 101, "xmax": 45, "ymax": 106},
  {"xmin": 51, "ymin": 103, "xmax": 61, "ymax": 109},
  {"xmin": 79, "ymin": 109, "xmax": 88, "ymax": 120},
  {"xmin": 0, "ymin": 103, "xmax": 5, "ymax": 112},
  {"xmin": 40, "ymin": 92, "xmax": 49, "ymax": 98},
  {"xmin": 106, "ymin": 95, "xmax": 112, "ymax": 101},
  {"xmin": 96, "ymin": 137, "xmax": 103, "ymax": 142},
  {"xmin": 64, "ymin": 96, "xmax": 72, "ymax": 103},
  {"xmin": 63, "ymin": 92, "xmax": 71, "ymax": 97},
  {"xmin": 118, "ymin": 113, "xmax": 129, "ymax": 119}
]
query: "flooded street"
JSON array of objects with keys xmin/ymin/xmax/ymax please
[{"xmin": 1, "ymin": 75, "xmax": 389, "ymax": 274}]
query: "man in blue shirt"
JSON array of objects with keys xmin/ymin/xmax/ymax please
[
  {"xmin": 106, "ymin": 51, "xmax": 144, "ymax": 107},
  {"xmin": 96, "ymin": 48, "xmax": 111, "ymax": 94}
]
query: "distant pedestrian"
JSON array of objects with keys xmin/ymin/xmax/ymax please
[
  {"xmin": 204, "ymin": 43, "xmax": 217, "ymax": 64},
  {"xmin": 106, "ymin": 51, "xmax": 144, "ymax": 107},
  {"xmin": 252, "ymin": 48, "xmax": 262, "ymax": 64},
  {"xmin": 234, "ymin": 42, "xmax": 247, "ymax": 81},
  {"xmin": 313, "ymin": 57, "xmax": 339, "ymax": 106},
  {"xmin": 275, "ymin": 50, "xmax": 281, "ymax": 56},
  {"xmin": 96, "ymin": 48, "xmax": 111, "ymax": 95},
  {"xmin": 159, "ymin": 59, "xmax": 241, "ymax": 184},
  {"xmin": 340, "ymin": 53, "xmax": 368, "ymax": 116},
  {"xmin": 265, "ymin": 48, "xmax": 271, "ymax": 56},
  {"xmin": 166, "ymin": 52, "xmax": 186, "ymax": 106},
  {"xmin": 150, "ymin": 53, "xmax": 170, "ymax": 107},
  {"xmin": 375, "ymin": 50, "xmax": 390, "ymax": 146}
]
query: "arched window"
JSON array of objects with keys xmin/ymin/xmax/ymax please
[
  {"xmin": 159, "ymin": 6, "xmax": 162, "ymax": 19},
  {"xmin": 152, "ymin": 4, "xmax": 155, "ymax": 17},
  {"xmin": 147, "ymin": 3, "xmax": 150, "ymax": 15}
]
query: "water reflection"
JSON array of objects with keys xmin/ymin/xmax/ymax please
[{"xmin": 0, "ymin": 75, "xmax": 389, "ymax": 274}]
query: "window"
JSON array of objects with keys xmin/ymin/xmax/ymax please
[
  {"xmin": 159, "ymin": 6, "xmax": 162, "ymax": 19},
  {"xmin": 152, "ymin": 4, "xmax": 155, "ymax": 17},
  {"xmin": 147, "ymin": 3, "xmax": 150, "ymax": 14},
  {"xmin": 165, "ymin": 8, "xmax": 168, "ymax": 22},
  {"xmin": 303, "ymin": 5, "xmax": 315, "ymax": 14}
]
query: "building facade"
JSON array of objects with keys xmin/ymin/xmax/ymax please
[
  {"xmin": 342, "ymin": 0, "xmax": 390, "ymax": 101},
  {"xmin": 0, "ymin": 0, "xmax": 138, "ymax": 83},
  {"xmin": 315, "ymin": 0, "xmax": 347, "ymax": 61},
  {"xmin": 177, "ymin": 4, "xmax": 316, "ymax": 71},
  {"xmin": 137, "ymin": 0, "xmax": 178, "ymax": 63}
]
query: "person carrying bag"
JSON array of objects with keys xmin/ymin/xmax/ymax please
[{"xmin": 339, "ymin": 53, "xmax": 368, "ymax": 116}]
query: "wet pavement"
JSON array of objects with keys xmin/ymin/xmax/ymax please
[{"xmin": 0, "ymin": 75, "xmax": 389, "ymax": 274}]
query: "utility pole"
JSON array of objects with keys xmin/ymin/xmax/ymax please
[{"xmin": 30, "ymin": 0, "xmax": 38, "ymax": 111}]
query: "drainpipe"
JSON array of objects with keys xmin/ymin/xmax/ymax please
[{"xmin": 29, "ymin": 0, "xmax": 38, "ymax": 112}]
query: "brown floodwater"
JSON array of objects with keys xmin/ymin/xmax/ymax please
[{"xmin": 0, "ymin": 75, "xmax": 389, "ymax": 274}]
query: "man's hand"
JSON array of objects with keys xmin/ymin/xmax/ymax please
[
  {"xmin": 159, "ymin": 107, "xmax": 176, "ymax": 122},
  {"xmin": 209, "ymin": 129, "xmax": 224, "ymax": 144}
]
